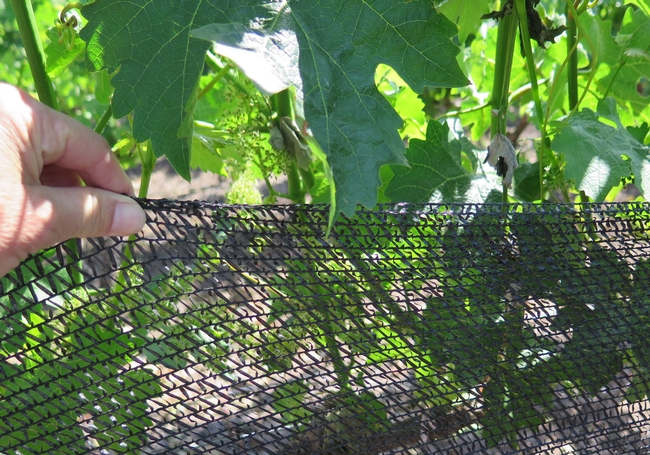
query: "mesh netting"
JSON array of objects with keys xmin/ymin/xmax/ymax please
[{"xmin": 2, "ymin": 200, "xmax": 650, "ymax": 455}]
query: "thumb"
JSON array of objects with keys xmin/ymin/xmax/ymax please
[
  {"xmin": 25, "ymin": 185, "xmax": 146, "ymax": 250},
  {"xmin": 0, "ymin": 184, "xmax": 147, "ymax": 276}
]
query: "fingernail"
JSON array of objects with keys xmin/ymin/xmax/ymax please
[{"xmin": 110, "ymin": 201, "xmax": 146, "ymax": 236}]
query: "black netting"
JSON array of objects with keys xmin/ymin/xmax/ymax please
[{"xmin": 2, "ymin": 200, "xmax": 650, "ymax": 455}]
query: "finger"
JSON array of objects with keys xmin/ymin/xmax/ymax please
[
  {"xmin": 36, "ymin": 105, "xmax": 134, "ymax": 196},
  {"xmin": 35, "ymin": 185, "xmax": 146, "ymax": 239},
  {"xmin": 14, "ymin": 186, "xmax": 146, "ymax": 258},
  {"xmin": 1, "ymin": 84, "xmax": 134, "ymax": 195},
  {"xmin": 40, "ymin": 164, "xmax": 83, "ymax": 187}
]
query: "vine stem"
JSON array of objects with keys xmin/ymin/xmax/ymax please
[
  {"xmin": 515, "ymin": 0, "xmax": 546, "ymax": 201},
  {"xmin": 552, "ymin": 0, "xmax": 596, "ymax": 124},
  {"xmin": 437, "ymin": 78, "xmax": 551, "ymax": 121},
  {"xmin": 198, "ymin": 63, "xmax": 231, "ymax": 99},
  {"xmin": 10, "ymin": 0, "xmax": 58, "ymax": 110},
  {"xmin": 286, "ymin": 163, "xmax": 304, "ymax": 203},
  {"xmin": 566, "ymin": 1, "xmax": 579, "ymax": 110},
  {"xmin": 94, "ymin": 105, "xmax": 113, "ymax": 134},
  {"xmin": 138, "ymin": 141, "xmax": 156, "ymax": 199},
  {"xmin": 255, "ymin": 156, "xmax": 293, "ymax": 201},
  {"xmin": 437, "ymin": 101, "xmax": 490, "ymax": 119},
  {"xmin": 562, "ymin": 0, "xmax": 581, "ymax": 204},
  {"xmin": 271, "ymin": 89, "xmax": 309, "ymax": 203},
  {"xmin": 113, "ymin": 141, "xmax": 155, "ymax": 293},
  {"xmin": 490, "ymin": 11, "xmax": 518, "ymax": 203},
  {"xmin": 542, "ymin": 2, "xmax": 582, "ymax": 127},
  {"xmin": 491, "ymin": 13, "xmax": 518, "ymax": 137},
  {"xmin": 562, "ymin": 0, "xmax": 598, "ymax": 124}
]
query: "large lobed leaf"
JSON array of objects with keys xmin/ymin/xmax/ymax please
[
  {"xmin": 385, "ymin": 121, "xmax": 497, "ymax": 203},
  {"xmin": 596, "ymin": 7, "xmax": 650, "ymax": 119},
  {"xmin": 190, "ymin": 13, "xmax": 301, "ymax": 101},
  {"xmin": 80, "ymin": 2, "xmax": 270, "ymax": 179},
  {"xmin": 80, "ymin": 0, "xmax": 468, "ymax": 213},
  {"xmin": 552, "ymin": 99, "xmax": 650, "ymax": 201},
  {"xmin": 580, "ymin": 7, "xmax": 650, "ymax": 125},
  {"xmin": 291, "ymin": 2, "xmax": 468, "ymax": 214}
]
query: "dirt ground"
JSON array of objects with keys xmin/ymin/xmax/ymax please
[{"xmin": 128, "ymin": 158, "xmax": 290, "ymax": 203}]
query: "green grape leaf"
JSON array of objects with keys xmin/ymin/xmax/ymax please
[
  {"xmin": 630, "ymin": 0, "xmax": 650, "ymax": 16},
  {"xmin": 81, "ymin": 0, "xmax": 468, "ymax": 214},
  {"xmin": 438, "ymin": 0, "xmax": 492, "ymax": 44},
  {"xmin": 596, "ymin": 8, "xmax": 650, "ymax": 118},
  {"xmin": 627, "ymin": 122, "xmax": 650, "ymax": 144},
  {"xmin": 579, "ymin": 13, "xmax": 621, "ymax": 69},
  {"xmin": 190, "ymin": 134, "xmax": 227, "ymax": 176},
  {"xmin": 44, "ymin": 27, "xmax": 86, "ymax": 78},
  {"xmin": 291, "ymin": 1, "xmax": 468, "ymax": 214},
  {"xmin": 552, "ymin": 99, "xmax": 650, "ymax": 201},
  {"xmin": 385, "ymin": 121, "xmax": 496, "ymax": 203},
  {"xmin": 191, "ymin": 15, "xmax": 303, "ymax": 113},
  {"xmin": 514, "ymin": 162, "xmax": 541, "ymax": 202},
  {"xmin": 93, "ymin": 70, "xmax": 113, "ymax": 105},
  {"xmin": 80, "ymin": 2, "xmax": 269, "ymax": 180}
]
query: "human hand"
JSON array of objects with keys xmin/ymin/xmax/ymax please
[{"xmin": 0, "ymin": 83, "xmax": 146, "ymax": 277}]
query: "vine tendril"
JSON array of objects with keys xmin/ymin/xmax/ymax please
[{"xmin": 55, "ymin": 2, "xmax": 83, "ymax": 50}]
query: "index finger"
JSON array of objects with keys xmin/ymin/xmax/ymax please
[{"xmin": 2, "ymin": 84, "xmax": 135, "ymax": 196}]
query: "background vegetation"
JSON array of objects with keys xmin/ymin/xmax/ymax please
[{"xmin": 1, "ymin": 0, "xmax": 648, "ymax": 213}]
